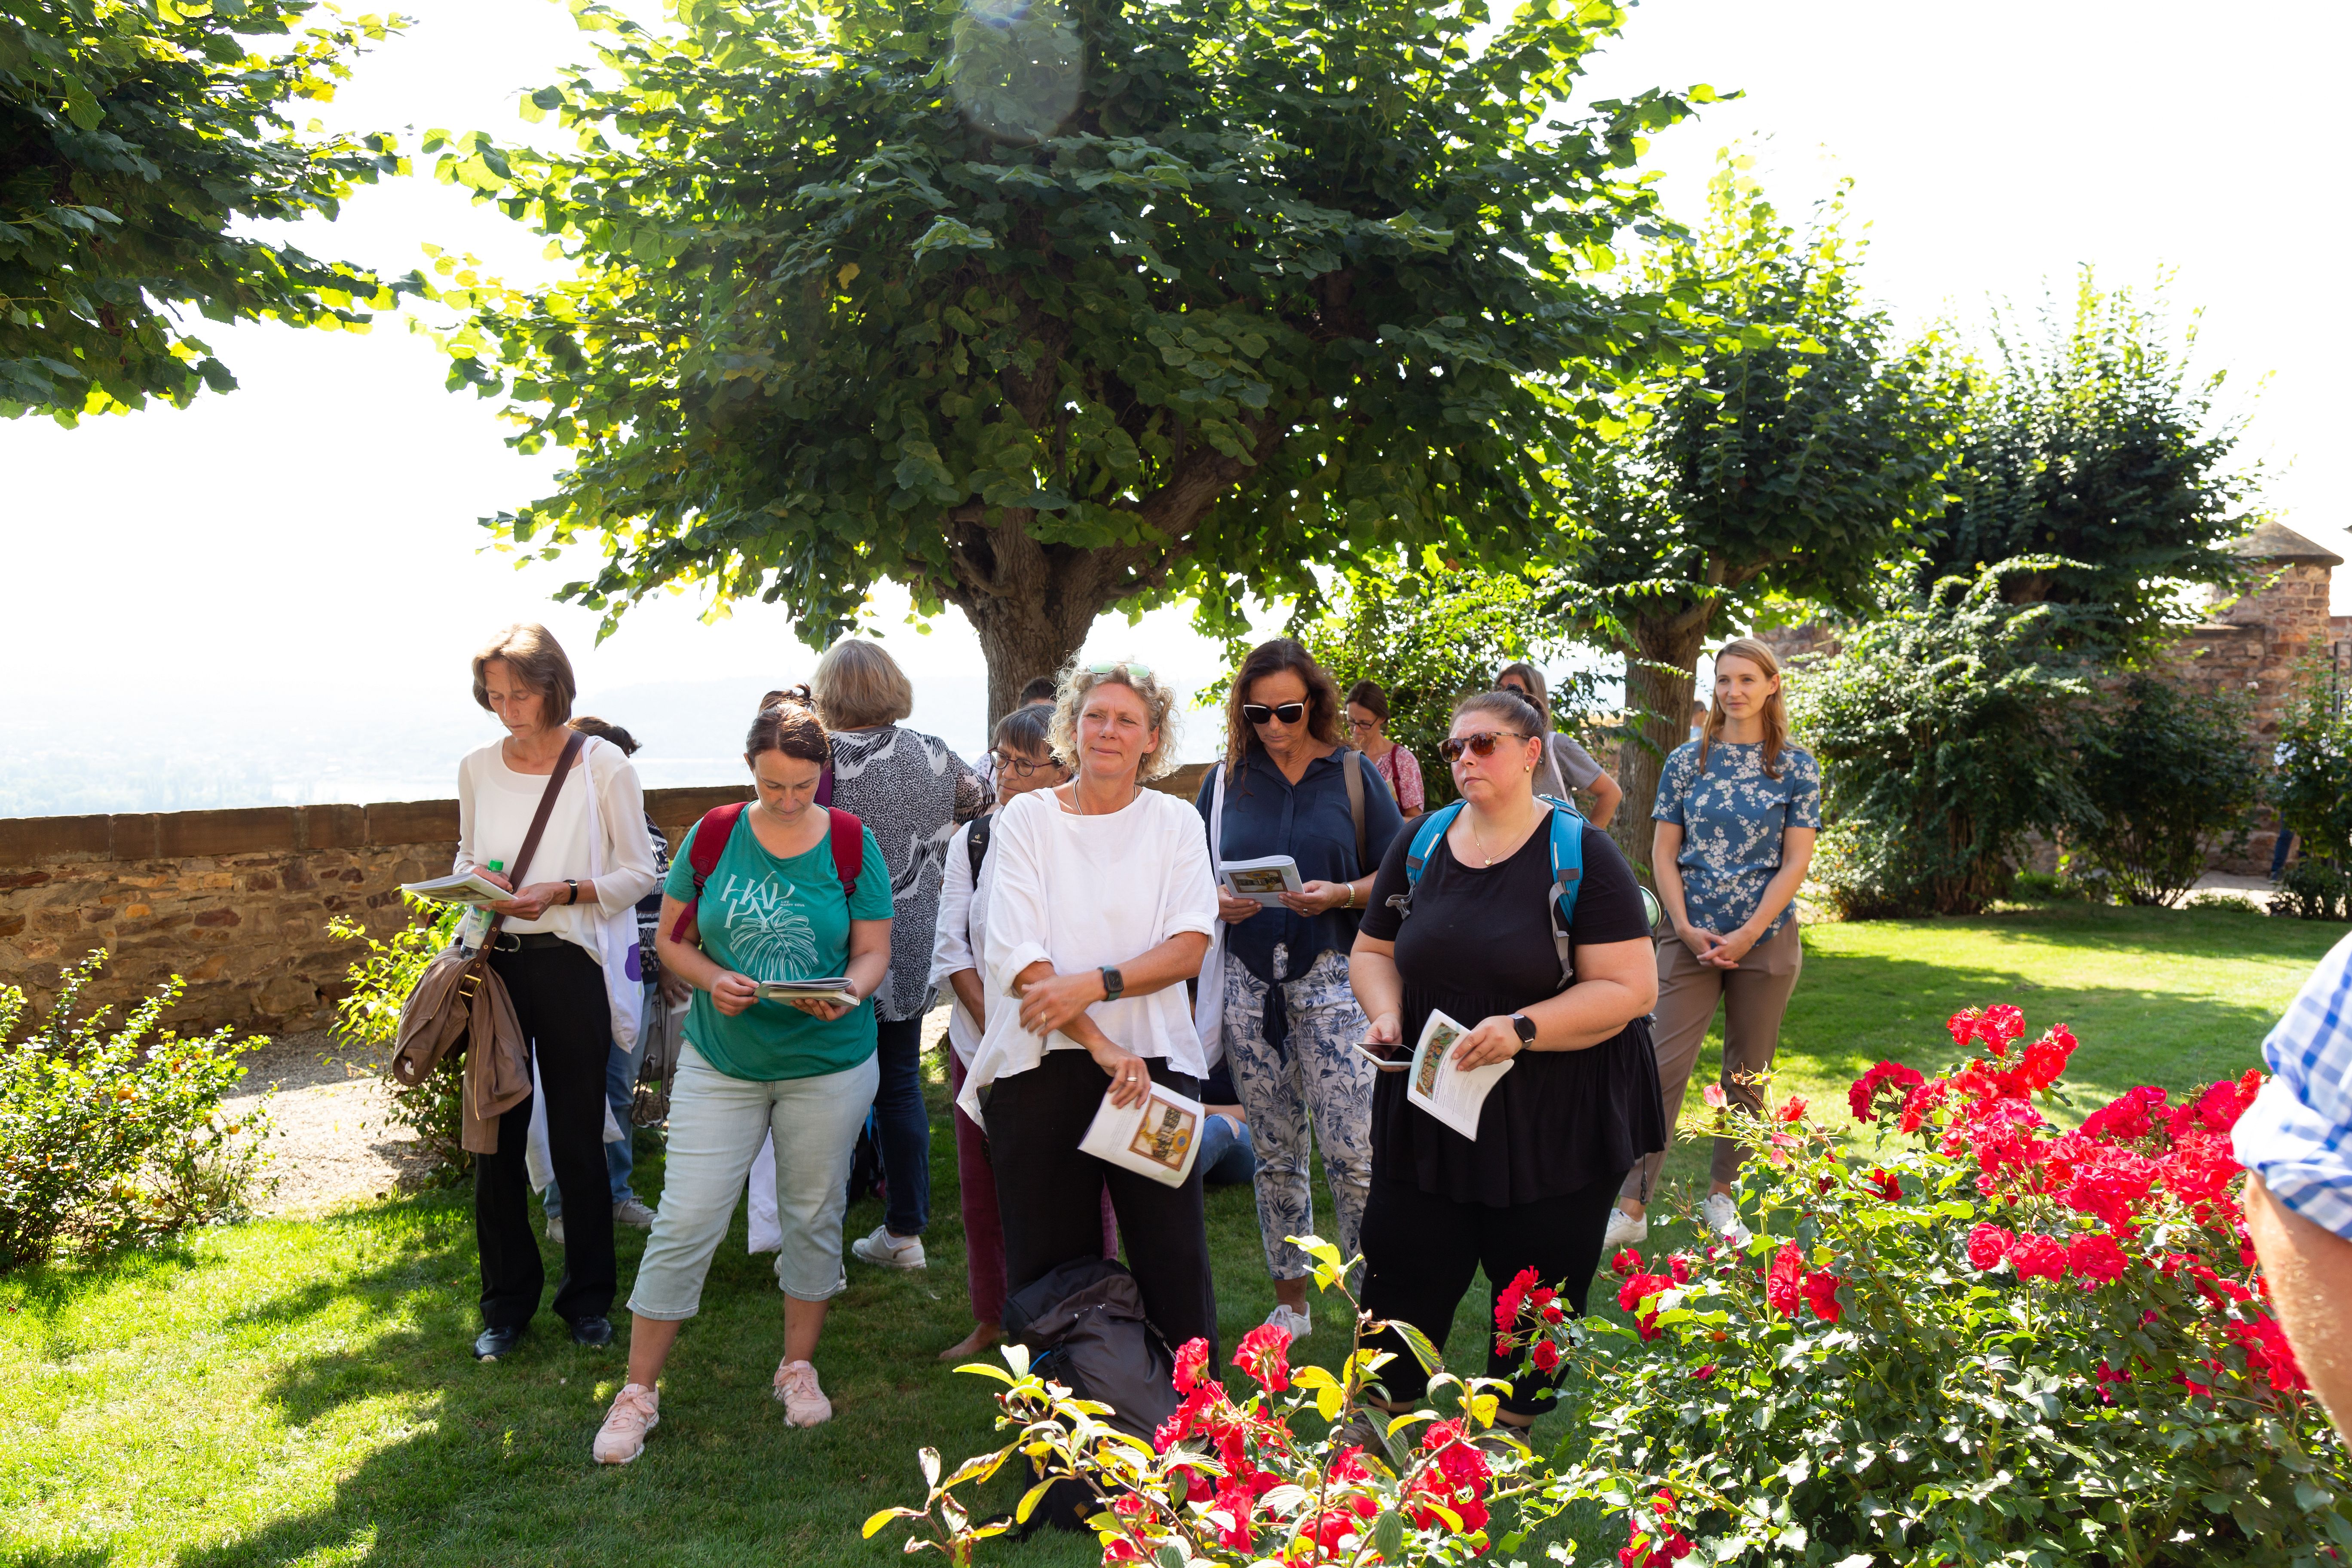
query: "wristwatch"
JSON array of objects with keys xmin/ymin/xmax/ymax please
[
  {"xmin": 565, "ymin": 879, "xmax": 580, "ymax": 905},
  {"xmin": 1100, "ymin": 965, "xmax": 1124, "ymax": 1001},
  {"xmin": 1510, "ymin": 1012, "xmax": 1537, "ymax": 1047}
]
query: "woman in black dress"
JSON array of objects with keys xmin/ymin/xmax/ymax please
[{"xmin": 1349, "ymin": 689, "xmax": 1664, "ymax": 1433}]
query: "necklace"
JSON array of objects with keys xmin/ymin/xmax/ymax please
[{"xmin": 1468, "ymin": 813, "xmax": 1499, "ymax": 867}]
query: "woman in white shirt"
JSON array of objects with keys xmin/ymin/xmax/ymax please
[
  {"xmin": 958, "ymin": 661, "xmax": 1223, "ymax": 1360},
  {"xmin": 456, "ymin": 624, "xmax": 659, "ymax": 1360}
]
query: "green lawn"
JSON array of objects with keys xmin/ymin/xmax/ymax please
[{"xmin": 2, "ymin": 904, "xmax": 2341, "ymax": 1567}]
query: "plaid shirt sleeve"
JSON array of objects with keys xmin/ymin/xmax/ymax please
[{"xmin": 2236, "ymin": 930, "xmax": 2352, "ymax": 1242}]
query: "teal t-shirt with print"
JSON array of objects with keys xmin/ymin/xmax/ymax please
[{"xmin": 665, "ymin": 815, "xmax": 893, "ymax": 1081}]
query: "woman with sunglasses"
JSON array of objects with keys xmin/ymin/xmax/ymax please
[
  {"xmin": 1345, "ymin": 680, "xmax": 1424, "ymax": 817},
  {"xmin": 957, "ymin": 660, "xmax": 1223, "ymax": 1362},
  {"xmin": 1195, "ymin": 640, "xmax": 1406, "ymax": 1341},
  {"xmin": 1348, "ymin": 689, "xmax": 1663, "ymax": 1435},
  {"xmin": 1495, "ymin": 661, "xmax": 1621, "ymax": 829}
]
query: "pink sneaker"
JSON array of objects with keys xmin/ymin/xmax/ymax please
[
  {"xmin": 592, "ymin": 1383, "xmax": 659, "ymax": 1464},
  {"xmin": 773, "ymin": 1359, "xmax": 832, "ymax": 1426}
]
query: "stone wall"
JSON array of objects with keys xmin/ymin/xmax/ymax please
[{"xmin": 0, "ymin": 761, "xmax": 1215, "ymax": 1040}]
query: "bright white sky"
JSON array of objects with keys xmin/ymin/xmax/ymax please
[{"xmin": 3, "ymin": 0, "xmax": 2344, "ymax": 813}]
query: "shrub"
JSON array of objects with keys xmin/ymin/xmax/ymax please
[
  {"xmin": 1792, "ymin": 563, "xmax": 2093, "ymax": 916},
  {"xmin": 2008, "ymin": 867, "xmax": 2091, "ymax": 904},
  {"xmin": 2269, "ymin": 861, "xmax": 2350, "ymax": 924},
  {"xmin": 0, "ymin": 954, "xmax": 273, "ymax": 1270},
  {"xmin": 329, "ymin": 897, "xmax": 469, "ymax": 1184},
  {"xmin": 2074, "ymin": 675, "xmax": 2262, "ymax": 906},
  {"xmin": 2273, "ymin": 657, "xmax": 2352, "ymax": 861},
  {"xmin": 1509, "ymin": 1007, "xmax": 2351, "ymax": 1565}
]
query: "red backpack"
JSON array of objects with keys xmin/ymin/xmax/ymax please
[{"xmin": 665, "ymin": 800, "xmax": 866, "ymax": 944}]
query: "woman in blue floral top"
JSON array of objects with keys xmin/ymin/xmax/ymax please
[{"xmin": 1608, "ymin": 637, "xmax": 1819, "ymax": 1251}]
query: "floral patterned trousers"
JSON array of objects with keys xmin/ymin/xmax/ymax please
[{"xmin": 1221, "ymin": 946, "xmax": 1376, "ymax": 1281}]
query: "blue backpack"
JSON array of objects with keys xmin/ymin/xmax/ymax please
[{"xmin": 1393, "ymin": 795, "xmax": 1588, "ymax": 986}]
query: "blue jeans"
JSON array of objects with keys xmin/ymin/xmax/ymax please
[
  {"xmin": 1200, "ymin": 1112, "xmax": 1258, "ymax": 1185},
  {"xmin": 873, "ymin": 1015, "xmax": 931, "ymax": 1236},
  {"xmin": 545, "ymin": 982, "xmax": 652, "ymax": 1216}
]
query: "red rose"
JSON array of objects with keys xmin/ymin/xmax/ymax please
[
  {"xmin": 2009, "ymin": 1233, "xmax": 2070, "ymax": 1282},
  {"xmin": 1612, "ymin": 1247, "xmax": 1642, "ymax": 1277},
  {"xmin": 1532, "ymin": 1338, "xmax": 1561, "ymax": 1373},
  {"xmin": 2079, "ymin": 1085, "xmax": 2167, "ymax": 1144},
  {"xmin": 1863, "ymin": 1167, "xmax": 1904, "ymax": 1203},
  {"xmin": 1777, "ymin": 1095, "xmax": 1809, "ymax": 1123},
  {"xmin": 1172, "ymin": 1336, "xmax": 1210, "ymax": 1393},
  {"xmin": 2067, "ymin": 1230, "xmax": 2129, "ymax": 1287},
  {"xmin": 1966, "ymin": 1222, "xmax": 2014, "ymax": 1271},
  {"xmin": 1765, "ymin": 1243, "xmax": 1804, "ymax": 1317},
  {"xmin": 1801, "ymin": 1269, "xmax": 1844, "ymax": 1324},
  {"xmin": 1983, "ymin": 1004, "xmax": 2027, "ymax": 1043},
  {"xmin": 1849, "ymin": 1059, "xmax": 1926, "ymax": 1123},
  {"xmin": 1232, "ymin": 1323, "xmax": 1292, "ymax": 1393}
]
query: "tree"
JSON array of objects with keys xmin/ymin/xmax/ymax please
[
  {"xmin": 1557, "ymin": 157, "xmax": 1954, "ymax": 862},
  {"xmin": 423, "ymin": 0, "xmax": 1713, "ymax": 721},
  {"xmin": 1790, "ymin": 563, "xmax": 2092, "ymax": 918},
  {"xmin": 1917, "ymin": 273, "xmax": 2256, "ymax": 654},
  {"xmin": 2074, "ymin": 674, "xmax": 2262, "ymax": 907},
  {"xmin": 1, "ymin": 0, "xmax": 409, "ymax": 423}
]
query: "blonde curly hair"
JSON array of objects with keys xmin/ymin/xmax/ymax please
[{"xmin": 1047, "ymin": 658, "xmax": 1184, "ymax": 783}]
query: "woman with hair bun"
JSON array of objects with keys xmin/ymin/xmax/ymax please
[
  {"xmin": 1494, "ymin": 661, "xmax": 1622, "ymax": 829},
  {"xmin": 591, "ymin": 687, "xmax": 892, "ymax": 1461}
]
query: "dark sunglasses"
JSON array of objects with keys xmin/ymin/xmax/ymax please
[
  {"xmin": 1439, "ymin": 730, "xmax": 1527, "ymax": 763},
  {"xmin": 1241, "ymin": 701, "xmax": 1307, "ymax": 726}
]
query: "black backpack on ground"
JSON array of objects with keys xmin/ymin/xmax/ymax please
[{"xmin": 1001, "ymin": 1257, "xmax": 1179, "ymax": 1532}]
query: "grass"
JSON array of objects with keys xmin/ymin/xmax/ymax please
[{"xmin": 1, "ymin": 903, "xmax": 2341, "ymax": 1567}]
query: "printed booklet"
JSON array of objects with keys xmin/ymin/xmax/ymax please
[
  {"xmin": 1218, "ymin": 854, "xmax": 1303, "ymax": 905},
  {"xmin": 1078, "ymin": 1078, "xmax": 1206, "ymax": 1188},
  {"xmin": 756, "ymin": 977, "xmax": 861, "ymax": 1008},
  {"xmin": 398, "ymin": 871, "xmax": 513, "ymax": 908},
  {"xmin": 1406, "ymin": 1008, "xmax": 1514, "ymax": 1140}
]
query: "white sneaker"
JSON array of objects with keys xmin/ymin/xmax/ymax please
[
  {"xmin": 1265, "ymin": 1302, "xmax": 1311, "ymax": 1340},
  {"xmin": 851, "ymin": 1224, "xmax": 927, "ymax": 1270},
  {"xmin": 545, "ymin": 1213, "xmax": 565, "ymax": 1246},
  {"xmin": 592, "ymin": 1383, "xmax": 659, "ymax": 1464},
  {"xmin": 1602, "ymin": 1207, "xmax": 1648, "ymax": 1249},
  {"xmin": 1701, "ymin": 1193, "xmax": 1752, "ymax": 1248},
  {"xmin": 614, "ymin": 1197, "xmax": 658, "ymax": 1229},
  {"xmin": 774, "ymin": 1359, "xmax": 833, "ymax": 1426}
]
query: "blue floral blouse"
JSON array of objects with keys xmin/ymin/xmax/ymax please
[{"xmin": 1652, "ymin": 739, "xmax": 1822, "ymax": 940}]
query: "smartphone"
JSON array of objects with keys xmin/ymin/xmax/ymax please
[{"xmin": 1355, "ymin": 1041, "xmax": 1409, "ymax": 1071}]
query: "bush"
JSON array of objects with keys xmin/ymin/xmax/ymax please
[
  {"xmin": 2274, "ymin": 656, "xmax": 2352, "ymax": 862},
  {"xmin": 2008, "ymin": 867, "xmax": 2091, "ymax": 904},
  {"xmin": 330, "ymin": 897, "xmax": 469, "ymax": 1184},
  {"xmin": 2269, "ymin": 861, "xmax": 2351, "ymax": 924},
  {"xmin": 1515, "ymin": 1007, "xmax": 2349, "ymax": 1565},
  {"xmin": 2074, "ymin": 675, "xmax": 2262, "ymax": 906},
  {"xmin": 0, "ymin": 954, "xmax": 273, "ymax": 1270},
  {"xmin": 1793, "ymin": 563, "xmax": 2093, "ymax": 916}
]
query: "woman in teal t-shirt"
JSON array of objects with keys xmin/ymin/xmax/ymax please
[{"xmin": 589, "ymin": 688, "xmax": 892, "ymax": 1464}]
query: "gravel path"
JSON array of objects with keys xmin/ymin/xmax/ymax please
[{"xmin": 223, "ymin": 1029, "xmax": 438, "ymax": 1215}]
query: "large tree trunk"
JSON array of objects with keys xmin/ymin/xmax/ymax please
[
  {"xmin": 1614, "ymin": 604, "xmax": 1716, "ymax": 877},
  {"xmin": 936, "ymin": 503, "xmax": 1147, "ymax": 730}
]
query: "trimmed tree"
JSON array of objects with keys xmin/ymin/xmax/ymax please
[
  {"xmin": 1, "ymin": 0, "xmax": 408, "ymax": 423},
  {"xmin": 422, "ymin": 0, "xmax": 1714, "ymax": 721},
  {"xmin": 1559, "ymin": 158, "xmax": 1954, "ymax": 864}
]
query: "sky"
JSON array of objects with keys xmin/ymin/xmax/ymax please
[{"xmin": 4, "ymin": 0, "xmax": 2344, "ymax": 815}]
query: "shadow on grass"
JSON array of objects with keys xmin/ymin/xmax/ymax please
[{"xmin": 1856, "ymin": 904, "xmax": 2345, "ymax": 967}]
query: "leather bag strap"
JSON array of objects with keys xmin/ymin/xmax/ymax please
[{"xmin": 485, "ymin": 729, "xmax": 587, "ymax": 942}]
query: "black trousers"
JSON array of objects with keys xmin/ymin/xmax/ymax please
[
  {"xmin": 478, "ymin": 941, "xmax": 616, "ymax": 1329},
  {"xmin": 1358, "ymin": 1168, "xmax": 1627, "ymax": 1417},
  {"xmin": 983, "ymin": 1049, "xmax": 1219, "ymax": 1365}
]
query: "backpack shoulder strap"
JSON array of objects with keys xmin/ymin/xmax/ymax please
[
  {"xmin": 667, "ymin": 801, "xmax": 746, "ymax": 943},
  {"xmin": 826, "ymin": 807, "xmax": 865, "ymax": 899},
  {"xmin": 1341, "ymin": 747, "xmax": 1367, "ymax": 875},
  {"xmin": 1397, "ymin": 802, "xmax": 1463, "ymax": 917},
  {"xmin": 1536, "ymin": 795, "xmax": 1586, "ymax": 985},
  {"xmin": 967, "ymin": 813, "xmax": 992, "ymax": 881}
]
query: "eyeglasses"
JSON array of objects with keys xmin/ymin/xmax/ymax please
[
  {"xmin": 1345, "ymin": 716, "xmax": 1381, "ymax": 732},
  {"xmin": 1087, "ymin": 660, "xmax": 1152, "ymax": 680},
  {"xmin": 1438, "ymin": 731, "xmax": 1526, "ymax": 763},
  {"xmin": 1242, "ymin": 701, "xmax": 1307, "ymax": 726},
  {"xmin": 991, "ymin": 750, "xmax": 1058, "ymax": 778}
]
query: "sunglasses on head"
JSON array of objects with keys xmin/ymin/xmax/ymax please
[
  {"xmin": 1439, "ymin": 730, "xmax": 1526, "ymax": 763},
  {"xmin": 1087, "ymin": 659, "xmax": 1152, "ymax": 680},
  {"xmin": 1242, "ymin": 701, "xmax": 1307, "ymax": 726}
]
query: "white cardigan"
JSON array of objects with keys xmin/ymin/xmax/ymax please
[
  {"xmin": 955, "ymin": 786, "xmax": 1220, "ymax": 1129},
  {"xmin": 928, "ymin": 818, "xmax": 992, "ymax": 1067}
]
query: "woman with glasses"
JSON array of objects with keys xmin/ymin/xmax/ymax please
[
  {"xmin": 1348, "ymin": 689, "xmax": 1663, "ymax": 1436},
  {"xmin": 957, "ymin": 659, "xmax": 1224, "ymax": 1361},
  {"xmin": 1195, "ymin": 639, "xmax": 1406, "ymax": 1340},
  {"xmin": 1495, "ymin": 661, "xmax": 1621, "ymax": 829},
  {"xmin": 1344, "ymin": 680, "xmax": 1424, "ymax": 817}
]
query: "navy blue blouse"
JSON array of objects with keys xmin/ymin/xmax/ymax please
[{"xmin": 1193, "ymin": 742, "xmax": 1406, "ymax": 983}]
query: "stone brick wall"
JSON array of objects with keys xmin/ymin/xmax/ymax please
[{"xmin": 0, "ymin": 762, "xmax": 1216, "ymax": 1040}]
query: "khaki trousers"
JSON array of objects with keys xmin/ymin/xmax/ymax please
[{"xmin": 1621, "ymin": 921, "xmax": 1804, "ymax": 1202}]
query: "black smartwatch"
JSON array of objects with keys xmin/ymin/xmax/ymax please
[
  {"xmin": 1510, "ymin": 1012, "xmax": 1537, "ymax": 1047},
  {"xmin": 1100, "ymin": 965, "xmax": 1124, "ymax": 1001},
  {"xmin": 565, "ymin": 878, "xmax": 580, "ymax": 905}
]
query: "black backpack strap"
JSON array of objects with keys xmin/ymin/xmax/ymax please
[{"xmin": 967, "ymin": 813, "xmax": 993, "ymax": 881}]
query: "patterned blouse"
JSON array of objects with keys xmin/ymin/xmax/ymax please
[
  {"xmin": 1652, "ymin": 738, "xmax": 1822, "ymax": 941},
  {"xmin": 1375, "ymin": 743, "xmax": 1425, "ymax": 816},
  {"xmin": 826, "ymin": 725, "xmax": 987, "ymax": 1021}
]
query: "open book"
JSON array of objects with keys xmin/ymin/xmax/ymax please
[
  {"xmin": 1078, "ymin": 1078, "xmax": 1206, "ymax": 1188},
  {"xmin": 756, "ymin": 977, "xmax": 861, "ymax": 1008},
  {"xmin": 1406, "ymin": 1008, "xmax": 1514, "ymax": 1140},
  {"xmin": 1218, "ymin": 854, "xmax": 1302, "ymax": 906},
  {"xmin": 399, "ymin": 871, "xmax": 512, "ymax": 908}
]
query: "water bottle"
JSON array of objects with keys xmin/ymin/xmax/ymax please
[{"xmin": 459, "ymin": 859, "xmax": 505, "ymax": 950}]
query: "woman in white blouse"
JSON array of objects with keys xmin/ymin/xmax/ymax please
[
  {"xmin": 456, "ymin": 624, "xmax": 659, "ymax": 1361},
  {"xmin": 957, "ymin": 661, "xmax": 1222, "ymax": 1360}
]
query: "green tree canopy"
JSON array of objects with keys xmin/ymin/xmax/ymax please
[
  {"xmin": 1, "ymin": 0, "xmax": 409, "ymax": 423},
  {"xmin": 1918, "ymin": 273, "xmax": 2257, "ymax": 654},
  {"xmin": 425, "ymin": 0, "xmax": 1716, "ymax": 718},
  {"xmin": 1557, "ymin": 156, "xmax": 1955, "ymax": 859}
]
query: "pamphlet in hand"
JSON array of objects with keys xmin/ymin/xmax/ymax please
[
  {"xmin": 1406, "ymin": 1008, "xmax": 1513, "ymax": 1139},
  {"xmin": 399, "ymin": 871, "xmax": 514, "ymax": 908},
  {"xmin": 1078, "ymin": 1078, "xmax": 1206, "ymax": 1188},
  {"xmin": 756, "ymin": 977, "xmax": 861, "ymax": 1009},
  {"xmin": 1219, "ymin": 855, "xmax": 1303, "ymax": 906}
]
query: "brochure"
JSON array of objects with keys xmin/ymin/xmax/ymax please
[
  {"xmin": 399, "ymin": 871, "xmax": 513, "ymax": 908},
  {"xmin": 756, "ymin": 977, "xmax": 861, "ymax": 1008},
  {"xmin": 1406, "ymin": 1008, "xmax": 1513, "ymax": 1140},
  {"xmin": 1219, "ymin": 854, "xmax": 1303, "ymax": 906},
  {"xmin": 1078, "ymin": 1079, "xmax": 1206, "ymax": 1188}
]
